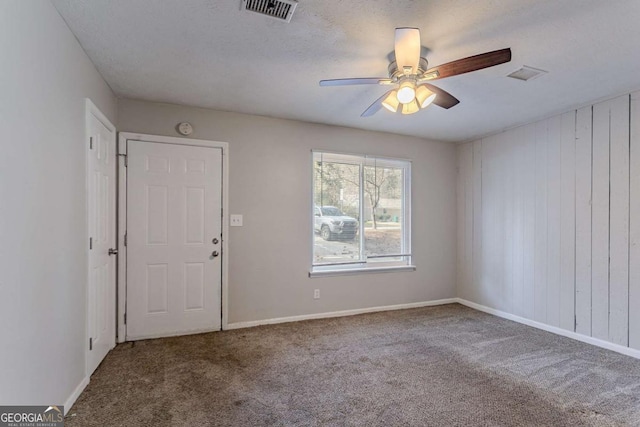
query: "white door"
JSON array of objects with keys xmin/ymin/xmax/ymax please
[
  {"xmin": 87, "ymin": 107, "xmax": 116, "ymax": 376},
  {"xmin": 126, "ymin": 141, "xmax": 223, "ymax": 340}
]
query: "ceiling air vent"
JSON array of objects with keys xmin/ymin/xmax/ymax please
[
  {"xmin": 241, "ymin": 0, "xmax": 298, "ymax": 23},
  {"xmin": 507, "ymin": 66, "xmax": 548, "ymax": 81}
]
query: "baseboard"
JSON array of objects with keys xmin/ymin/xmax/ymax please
[
  {"xmin": 64, "ymin": 376, "xmax": 89, "ymax": 415},
  {"xmin": 455, "ymin": 298, "xmax": 640, "ymax": 360},
  {"xmin": 225, "ymin": 298, "xmax": 458, "ymax": 330}
]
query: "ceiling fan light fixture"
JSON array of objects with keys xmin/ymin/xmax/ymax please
[
  {"xmin": 396, "ymin": 81, "xmax": 416, "ymax": 104},
  {"xmin": 401, "ymin": 99, "xmax": 420, "ymax": 115},
  {"xmin": 382, "ymin": 90, "xmax": 400, "ymax": 112},
  {"xmin": 415, "ymin": 85, "xmax": 436, "ymax": 108}
]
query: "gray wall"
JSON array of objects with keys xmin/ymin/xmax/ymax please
[
  {"xmin": 457, "ymin": 91, "xmax": 640, "ymax": 351},
  {"xmin": 0, "ymin": 1, "xmax": 116, "ymax": 407},
  {"xmin": 118, "ymin": 99, "xmax": 457, "ymax": 324}
]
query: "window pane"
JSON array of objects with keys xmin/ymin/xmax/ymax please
[
  {"xmin": 313, "ymin": 159, "xmax": 361, "ymax": 265},
  {"xmin": 311, "ymin": 151, "xmax": 411, "ymax": 272},
  {"xmin": 363, "ymin": 165, "xmax": 403, "ymax": 261}
]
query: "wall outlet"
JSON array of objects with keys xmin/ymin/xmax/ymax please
[
  {"xmin": 313, "ymin": 289, "xmax": 320, "ymax": 299},
  {"xmin": 230, "ymin": 214, "xmax": 243, "ymax": 227}
]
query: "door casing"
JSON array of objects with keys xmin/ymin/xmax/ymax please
[{"xmin": 117, "ymin": 132, "xmax": 229, "ymax": 342}]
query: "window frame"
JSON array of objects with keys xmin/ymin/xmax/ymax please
[{"xmin": 310, "ymin": 150, "xmax": 414, "ymax": 277}]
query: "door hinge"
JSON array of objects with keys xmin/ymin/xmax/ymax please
[
  {"xmin": 124, "ymin": 232, "xmax": 127, "ymax": 247},
  {"xmin": 89, "ymin": 237, "xmax": 93, "ymax": 250},
  {"xmin": 118, "ymin": 153, "xmax": 127, "ymax": 167},
  {"xmin": 124, "ymin": 313, "xmax": 127, "ymax": 325},
  {"xmin": 89, "ymin": 337, "xmax": 93, "ymax": 351},
  {"xmin": 89, "ymin": 137, "xmax": 93, "ymax": 150},
  {"xmin": 574, "ymin": 315, "xmax": 577, "ymax": 331}
]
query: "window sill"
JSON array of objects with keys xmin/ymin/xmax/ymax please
[{"xmin": 309, "ymin": 265, "xmax": 416, "ymax": 278}]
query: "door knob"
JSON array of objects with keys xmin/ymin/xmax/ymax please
[
  {"xmin": 211, "ymin": 251, "xmax": 219, "ymax": 258},
  {"xmin": 108, "ymin": 248, "xmax": 118, "ymax": 256}
]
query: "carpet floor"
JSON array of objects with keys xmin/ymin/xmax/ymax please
[{"xmin": 66, "ymin": 304, "xmax": 640, "ymax": 426}]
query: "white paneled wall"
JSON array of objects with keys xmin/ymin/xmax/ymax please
[
  {"xmin": 575, "ymin": 106, "xmax": 592, "ymax": 336},
  {"xmin": 457, "ymin": 92, "xmax": 640, "ymax": 350},
  {"xmin": 631, "ymin": 92, "xmax": 640, "ymax": 349}
]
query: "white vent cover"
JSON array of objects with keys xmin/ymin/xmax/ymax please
[
  {"xmin": 241, "ymin": 0, "xmax": 298, "ymax": 22},
  {"xmin": 507, "ymin": 65, "xmax": 548, "ymax": 81}
]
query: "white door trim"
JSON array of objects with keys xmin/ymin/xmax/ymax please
[
  {"xmin": 117, "ymin": 132, "xmax": 230, "ymax": 342},
  {"xmin": 84, "ymin": 99, "xmax": 116, "ymax": 376}
]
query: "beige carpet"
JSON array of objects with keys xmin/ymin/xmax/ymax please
[{"xmin": 66, "ymin": 304, "xmax": 640, "ymax": 426}]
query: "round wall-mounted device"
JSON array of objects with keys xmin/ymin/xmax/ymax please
[{"xmin": 177, "ymin": 122, "xmax": 193, "ymax": 136}]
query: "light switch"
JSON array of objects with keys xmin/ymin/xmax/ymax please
[{"xmin": 230, "ymin": 214, "xmax": 243, "ymax": 227}]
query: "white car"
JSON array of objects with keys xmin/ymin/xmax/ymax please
[{"xmin": 314, "ymin": 206, "xmax": 358, "ymax": 241}]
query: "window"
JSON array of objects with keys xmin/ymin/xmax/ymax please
[{"xmin": 311, "ymin": 151, "xmax": 413, "ymax": 275}]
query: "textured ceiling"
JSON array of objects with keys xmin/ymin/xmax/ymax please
[{"xmin": 52, "ymin": 0, "xmax": 640, "ymax": 142}]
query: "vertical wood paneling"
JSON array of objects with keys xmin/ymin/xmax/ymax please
[
  {"xmin": 500, "ymin": 133, "xmax": 517, "ymax": 313},
  {"xmin": 522, "ymin": 123, "xmax": 537, "ymax": 320},
  {"xmin": 457, "ymin": 92, "xmax": 637, "ymax": 351},
  {"xmin": 592, "ymin": 100, "xmax": 612, "ymax": 340},
  {"xmin": 630, "ymin": 91, "xmax": 640, "ymax": 350},
  {"xmin": 512, "ymin": 127, "xmax": 526, "ymax": 317},
  {"xmin": 575, "ymin": 106, "xmax": 593, "ymax": 336},
  {"xmin": 608, "ymin": 95, "xmax": 630, "ymax": 346},
  {"xmin": 498, "ymin": 133, "xmax": 511, "ymax": 312},
  {"xmin": 547, "ymin": 116, "xmax": 562, "ymax": 327},
  {"xmin": 456, "ymin": 146, "xmax": 466, "ymax": 295},
  {"xmin": 463, "ymin": 144, "xmax": 474, "ymax": 301},
  {"xmin": 472, "ymin": 140, "xmax": 483, "ymax": 305},
  {"xmin": 457, "ymin": 143, "xmax": 474, "ymax": 300},
  {"xmin": 560, "ymin": 111, "xmax": 577, "ymax": 331},
  {"xmin": 481, "ymin": 135, "xmax": 502, "ymax": 309},
  {"xmin": 534, "ymin": 120, "xmax": 549, "ymax": 323}
]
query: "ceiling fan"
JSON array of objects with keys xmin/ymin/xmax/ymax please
[{"xmin": 319, "ymin": 28, "xmax": 511, "ymax": 117}]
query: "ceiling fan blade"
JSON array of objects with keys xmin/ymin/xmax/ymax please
[
  {"xmin": 424, "ymin": 48, "xmax": 511, "ymax": 80},
  {"xmin": 361, "ymin": 90, "xmax": 394, "ymax": 117},
  {"xmin": 320, "ymin": 78, "xmax": 392, "ymax": 87},
  {"xmin": 394, "ymin": 28, "xmax": 421, "ymax": 75},
  {"xmin": 421, "ymin": 83, "xmax": 460, "ymax": 109}
]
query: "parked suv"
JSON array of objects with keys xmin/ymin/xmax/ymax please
[{"xmin": 314, "ymin": 206, "xmax": 358, "ymax": 241}]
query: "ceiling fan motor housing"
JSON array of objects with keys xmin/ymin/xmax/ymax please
[{"xmin": 388, "ymin": 58, "xmax": 429, "ymax": 80}]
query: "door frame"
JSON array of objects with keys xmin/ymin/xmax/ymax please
[
  {"xmin": 117, "ymin": 132, "xmax": 229, "ymax": 343},
  {"xmin": 85, "ymin": 99, "xmax": 117, "ymax": 375}
]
